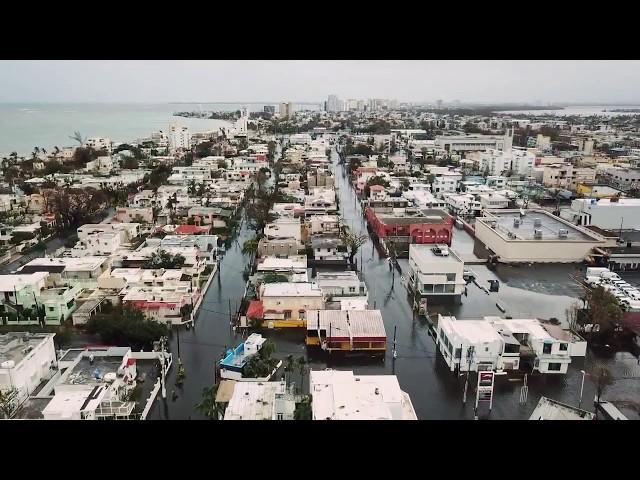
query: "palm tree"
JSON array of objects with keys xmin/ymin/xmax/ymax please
[
  {"xmin": 0, "ymin": 387, "xmax": 19, "ymax": 419},
  {"xmin": 284, "ymin": 354, "xmax": 295, "ymax": 386},
  {"xmin": 53, "ymin": 146, "xmax": 60, "ymax": 156},
  {"xmin": 241, "ymin": 238, "xmax": 259, "ymax": 258},
  {"xmin": 188, "ymin": 179, "xmax": 197, "ymax": 195},
  {"xmin": 296, "ymin": 356, "xmax": 307, "ymax": 394},
  {"xmin": 196, "ymin": 385, "xmax": 224, "ymax": 420},
  {"xmin": 69, "ymin": 131, "xmax": 86, "ymax": 146},
  {"xmin": 341, "ymin": 232, "xmax": 368, "ymax": 265}
]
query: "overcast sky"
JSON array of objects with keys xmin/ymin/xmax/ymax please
[{"xmin": 1, "ymin": 60, "xmax": 639, "ymax": 104}]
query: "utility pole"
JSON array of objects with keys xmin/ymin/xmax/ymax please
[
  {"xmin": 462, "ymin": 346, "xmax": 474, "ymax": 404},
  {"xmin": 228, "ymin": 298, "xmax": 233, "ymax": 326},
  {"xmin": 160, "ymin": 336, "xmax": 167, "ymax": 399}
]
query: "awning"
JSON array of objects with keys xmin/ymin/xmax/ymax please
[{"xmin": 246, "ymin": 300, "xmax": 264, "ymax": 319}]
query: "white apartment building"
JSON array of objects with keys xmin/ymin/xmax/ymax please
[
  {"xmin": 0, "ymin": 332, "xmax": 57, "ymax": 405},
  {"xmin": 279, "ymin": 102, "xmax": 295, "ymax": 118},
  {"xmin": 86, "ymin": 137, "xmax": 112, "ymax": 153},
  {"xmin": 436, "ymin": 315, "xmax": 515, "ymax": 372},
  {"xmin": 326, "ymin": 95, "xmax": 343, "ymax": 112},
  {"xmin": 168, "ymin": 124, "xmax": 191, "ymax": 151},
  {"xmin": 442, "ymin": 193, "xmax": 481, "ymax": 216},
  {"xmin": 432, "ymin": 173, "xmax": 462, "ymax": 194},
  {"xmin": 407, "ymin": 244, "xmax": 465, "ymax": 302},
  {"xmin": 310, "ymin": 369, "xmax": 417, "ymax": 420}
]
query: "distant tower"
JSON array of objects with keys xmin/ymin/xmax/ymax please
[
  {"xmin": 503, "ymin": 127, "xmax": 514, "ymax": 153},
  {"xmin": 238, "ymin": 106, "xmax": 248, "ymax": 135}
]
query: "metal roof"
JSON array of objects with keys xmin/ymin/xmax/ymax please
[{"xmin": 306, "ymin": 310, "xmax": 386, "ymax": 339}]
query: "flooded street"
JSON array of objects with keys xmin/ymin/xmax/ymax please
[{"xmin": 148, "ymin": 148, "xmax": 640, "ymax": 420}]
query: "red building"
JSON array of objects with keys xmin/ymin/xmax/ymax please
[{"xmin": 365, "ymin": 207, "xmax": 453, "ymax": 245}]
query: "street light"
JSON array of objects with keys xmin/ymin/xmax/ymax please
[{"xmin": 578, "ymin": 369, "xmax": 586, "ymax": 409}]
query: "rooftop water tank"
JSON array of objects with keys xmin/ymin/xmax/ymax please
[
  {"xmin": 534, "ymin": 229, "xmax": 543, "ymax": 239},
  {"xmin": 104, "ymin": 372, "xmax": 117, "ymax": 383},
  {"xmin": 534, "ymin": 218, "xmax": 542, "ymax": 227}
]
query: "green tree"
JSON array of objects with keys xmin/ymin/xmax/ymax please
[
  {"xmin": 85, "ymin": 304, "xmax": 169, "ymax": 350},
  {"xmin": 196, "ymin": 385, "xmax": 224, "ymax": 420},
  {"xmin": 242, "ymin": 238, "xmax": 259, "ymax": 257},
  {"xmin": 144, "ymin": 249, "xmax": 186, "ymax": 269},
  {"xmin": 0, "ymin": 388, "xmax": 19, "ymax": 419}
]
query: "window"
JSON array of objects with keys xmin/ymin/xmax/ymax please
[
  {"xmin": 455, "ymin": 348, "xmax": 462, "ymax": 359},
  {"xmin": 548, "ymin": 363, "xmax": 562, "ymax": 371},
  {"xmin": 543, "ymin": 343, "xmax": 552, "ymax": 354},
  {"xmin": 277, "ymin": 413, "xmax": 283, "ymax": 420},
  {"xmin": 348, "ymin": 287, "xmax": 356, "ymax": 293},
  {"xmin": 283, "ymin": 310, "xmax": 292, "ymax": 320},
  {"xmin": 48, "ymin": 307, "xmax": 55, "ymax": 312},
  {"xmin": 559, "ymin": 343, "xmax": 568, "ymax": 351},
  {"xmin": 446, "ymin": 273, "xmax": 456, "ymax": 282},
  {"xmin": 444, "ymin": 284, "xmax": 455, "ymax": 293},
  {"xmin": 422, "ymin": 284, "xmax": 433, "ymax": 293}
]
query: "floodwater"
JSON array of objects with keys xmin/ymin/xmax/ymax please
[{"xmin": 147, "ymin": 148, "xmax": 640, "ymax": 420}]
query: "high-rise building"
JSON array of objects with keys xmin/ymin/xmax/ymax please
[
  {"xmin": 168, "ymin": 124, "xmax": 191, "ymax": 151},
  {"xmin": 264, "ymin": 105, "xmax": 276, "ymax": 115},
  {"xmin": 279, "ymin": 102, "xmax": 295, "ymax": 119},
  {"xmin": 436, "ymin": 99, "xmax": 443, "ymax": 109},
  {"xmin": 326, "ymin": 95, "xmax": 342, "ymax": 112}
]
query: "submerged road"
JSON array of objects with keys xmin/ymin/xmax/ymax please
[{"xmin": 148, "ymin": 147, "xmax": 639, "ymax": 420}]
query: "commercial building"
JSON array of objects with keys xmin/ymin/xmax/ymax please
[
  {"xmin": 365, "ymin": 207, "xmax": 454, "ymax": 246},
  {"xmin": 309, "ymin": 369, "xmax": 417, "ymax": 420},
  {"xmin": 474, "ymin": 209, "xmax": 604, "ymax": 263},
  {"xmin": 563, "ymin": 197, "xmax": 640, "ymax": 229},
  {"xmin": 435, "ymin": 130, "xmax": 513, "ymax": 154},
  {"xmin": 407, "ymin": 244, "xmax": 465, "ymax": 302}
]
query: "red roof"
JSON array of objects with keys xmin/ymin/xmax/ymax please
[
  {"xmin": 246, "ymin": 300, "xmax": 264, "ymax": 319},
  {"xmin": 127, "ymin": 358, "xmax": 137, "ymax": 366},
  {"xmin": 175, "ymin": 224, "xmax": 211, "ymax": 235}
]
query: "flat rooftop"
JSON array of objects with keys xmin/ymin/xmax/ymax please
[
  {"xmin": 0, "ymin": 332, "xmax": 54, "ymax": 366},
  {"xmin": 410, "ymin": 244, "xmax": 463, "ymax": 265},
  {"xmin": 479, "ymin": 209, "xmax": 600, "ymax": 242},
  {"xmin": 261, "ymin": 282, "xmax": 322, "ymax": 297},
  {"xmin": 377, "ymin": 208, "xmax": 450, "ymax": 225},
  {"xmin": 63, "ymin": 356, "xmax": 123, "ymax": 386},
  {"xmin": 529, "ymin": 396, "xmax": 595, "ymax": 420},
  {"xmin": 20, "ymin": 256, "xmax": 108, "ymax": 272}
]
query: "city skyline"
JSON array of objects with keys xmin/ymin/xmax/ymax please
[{"xmin": 2, "ymin": 60, "xmax": 640, "ymax": 104}]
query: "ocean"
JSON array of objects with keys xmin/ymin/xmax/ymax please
[
  {"xmin": 497, "ymin": 105, "xmax": 640, "ymax": 117},
  {"xmin": 0, "ymin": 102, "xmax": 320, "ymax": 157}
]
